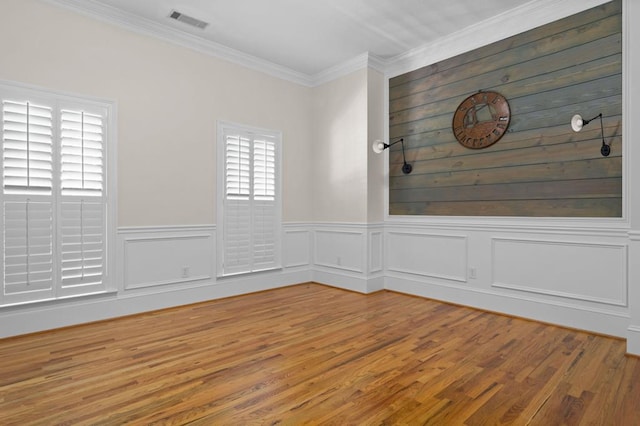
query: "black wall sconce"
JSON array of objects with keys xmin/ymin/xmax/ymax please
[
  {"xmin": 372, "ymin": 138, "xmax": 412, "ymax": 174},
  {"xmin": 570, "ymin": 113, "xmax": 611, "ymax": 157}
]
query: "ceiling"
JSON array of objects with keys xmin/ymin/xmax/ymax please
[{"xmin": 55, "ymin": 0, "xmax": 535, "ymax": 78}]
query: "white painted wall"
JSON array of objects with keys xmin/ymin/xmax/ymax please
[
  {"xmin": 0, "ymin": 0, "xmax": 313, "ymax": 226},
  {"xmin": 308, "ymin": 65, "xmax": 387, "ymax": 225},
  {"xmin": 624, "ymin": 0, "xmax": 640, "ymax": 354},
  {"xmin": 311, "ymin": 69, "xmax": 368, "ymax": 223},
  {"xmin": 367, "ymin": 68, "xmax": 386, "ymax": 224}
]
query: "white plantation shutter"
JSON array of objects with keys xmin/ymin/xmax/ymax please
[
  {"xmin": 252, "ymin": 199, "xmax": 276, "ymax": 269},
  {"xmin": 58, "ymin": 108, "xmax": 106, "ymax": 296},
  {"xmin": 1, "ymin": 84, "xmax": 113, "ymax": 306},
  {"xmin": 2, "ymin": 101, "xmax": 53, "ymax": 195},
  {"xmin": 60, "ymin": 110, "xmax": 104, "ymax": 196},
  {"xmin": 219, "ymin": 123, "xmax": 281, "ymax": 276},
  {"xmin": 253, "ymin": 138, "xmax": 275, "ymax": 200},
  {"xmin": 223, "ymin": 198, "xmax": 252, "ymax": 274},
  {"xmin": 223, "ymin": 133, "xmax": 252, "ymax": 274},
  {"xmin": 251, "ymin": 138, "xmax": 277, "ymax": 269},
  {"xmin": 2, "ymin": 100, "xmax": 55, "ymax": 304},
  {"xmin": 59, "ymin": 199, "xmax": 105, "ymax": 294},
  {"xmin": 2, "ymin": 200, "xmax": 54, "ymax": 303},
  {"xmin": 225, "ymin": 134, "xmax": 250, "ymax": 198}
]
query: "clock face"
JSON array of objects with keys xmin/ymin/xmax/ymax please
[{"xmin": 452, "ymin": 91, "xmax": 510, "ymax": 149}]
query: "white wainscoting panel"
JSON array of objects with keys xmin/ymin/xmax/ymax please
[
  {"xmin": 492, "ymin": 238, "xmax": 627, "ymax": 306},
  {"xmin": 314, "ymin": 228, "xmax": 365, "ymax": 273},
  {"xmin": 311, "ymin": 224, "xmax": 386, "ymax": 294},
  {"xmin": 627, "ymin": 231, "xmax": 640, "ymax": 355},
  {"xmin": 283, "ymin": 227, "xmax": 311, "ymax": 268},
  {"xmin": 120, "ymin": 226, "xmax": 215, "ymax": 290},
  {"xmin": 387, "ymin": 231, "xmax": 467, "ymax": 282},
  {"xmin": 369, "ymin": 230, "xmax": 383, "ymax": 273}
]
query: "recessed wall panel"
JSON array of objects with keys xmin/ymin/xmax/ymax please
[
  {"xmin": 370, "ymin": 231, "xmax": 383, "ymax": 273},
  {"xmin": 314, "ymin": 229, "xmax": 364, "ymax": 272},
  {"xmin": 492, "ymin": 238, "xmax": 627, "ymax": 306},
  {"xmin": 387, "ymin": 232, "xmax": 467, "ymax": 281},
  {"xmin": 123, "ymin": 231, "xmax": 214, "ymax": 290},
  {"xmin": 284, "ymin": 229, "xmax": 311, "ymax": 268}
]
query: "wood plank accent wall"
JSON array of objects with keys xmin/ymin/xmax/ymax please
[{"xmin": 388, "ymin": 0, "xmax": 622, "ymax": 217}]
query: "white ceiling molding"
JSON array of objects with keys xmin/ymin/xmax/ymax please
[
  {"xmin": 312, "ymin": 52, "xmax": 389, "ymax": 87},
  {"xmin": 385, "ymin": 0, "xmax": 613, "ymax": 78}
]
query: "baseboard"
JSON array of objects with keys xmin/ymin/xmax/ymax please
[
  {"xmin": 386, "ymin": 275, "xmax": 630, "ymax": 338},
  {"xmin": 312, "ymin": 269, "xmax": 384, "ymax": 294},
  {"xmin": 627, "ymin": 326, "xmax": 640, "ymax": 355},
  {"xmin": 0, "ymin": 269, "xmax": 311, "ymax": 339}
]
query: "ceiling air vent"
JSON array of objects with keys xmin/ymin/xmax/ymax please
[{"xmin": 168, "ymin": 10, "xmax": 209, "ymax": 30}]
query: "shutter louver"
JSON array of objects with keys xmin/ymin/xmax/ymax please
[
  {"xmin": 58, "ymin": 108, "xmax": 106, "ymax": 295},
  {"xmin": 223, "ymin": 199, "xmax": 252, "ymax": 274},
  {"xmin": 253, "ymin": 138, "xmax": 275, "ymax": 200},
  {"xmin": 252, "ymin": 199, "xmax": 276, "ymax": 269},
  {"xmin": 60, "ymin": 110, "xmax": 104, "ymax": 197},
  {"xmin": 252, "ymin": 138, "xmax": 277, "ymax": 270},
  {"xmin": 225, "ymin": 134, "xmax": 250, "ymax": 198},
  {"xmin": 2, "ymin": 101, "xmax": 53, "ymax": 195},
  {"xmin": 2, "ymin": 200, "xmax": 54, "ymax": 300},
  {"xmin": 60, "ymin": 199, "xmax": 104, "ymax": 290}
]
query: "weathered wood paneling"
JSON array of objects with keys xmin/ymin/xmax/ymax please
[{"xmin": 388, "ymin": 0, "xmax": 622, "ymax": 217}]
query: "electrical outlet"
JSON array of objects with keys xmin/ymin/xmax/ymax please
[
  {"xmin": 336, "ymin": 256, "xmax": 342, "ymax": 266},
  {"xmin": 468, "ymin": 267, "xmax": 477, "ymax": 279},
  {"xmin": 182, "ymin": 266, "xmax": 190, "ymax": 278}
]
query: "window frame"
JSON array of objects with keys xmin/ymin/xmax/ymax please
[
  {"xmin": 216, "ymin": 121, "xmax": 282, "ymax": 277},
  {"xmin": 0, "ymin": 80, "xmax": 117, "ymax": 306}
]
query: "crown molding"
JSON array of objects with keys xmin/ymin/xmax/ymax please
[{"xmin": 311, "ymin": 52, "xmax": 389, "ymax": 86}]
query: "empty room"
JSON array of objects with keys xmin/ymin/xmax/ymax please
[{"xmin": 1, "ymin": 0, "xmax": 639, "ymax": 424}]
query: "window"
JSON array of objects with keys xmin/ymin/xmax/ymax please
[
  {"xmin": 217, "ymin": 122, "xmax": 281, "ymax": 276},
  {"xmin": 0, "ymin": 82, "xmax": 115, "ymax": 306}
]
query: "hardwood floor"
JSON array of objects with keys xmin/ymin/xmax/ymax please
[{"xmin": 1, "ymin": 283, "xmax": 639, "ymax": 425}]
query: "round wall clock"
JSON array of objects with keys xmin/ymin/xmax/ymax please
[{"xmin": 452, "ymin": 90, "xmax": 511, "ymax": 149}]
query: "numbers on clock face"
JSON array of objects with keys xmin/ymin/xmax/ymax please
[{"xmin": 452, "ymin": 91, "xmax": 510, "ymax": 149}]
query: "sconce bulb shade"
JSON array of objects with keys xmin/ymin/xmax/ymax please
[
  {"xmin": 372, "ymin": 140, "xmax": 386, "ymax": 154},
  {"xmin": 601, "ymin": 144, "xmax": 611, "ymax": 157},
  {"xmin": 571, "ymin": 114, "xmax": 584, "ymax": 132}
]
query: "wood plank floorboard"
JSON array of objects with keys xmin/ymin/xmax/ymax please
[{"xmin": 1, "ymin": 283, "xmax": 639, "ymax": 425}]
